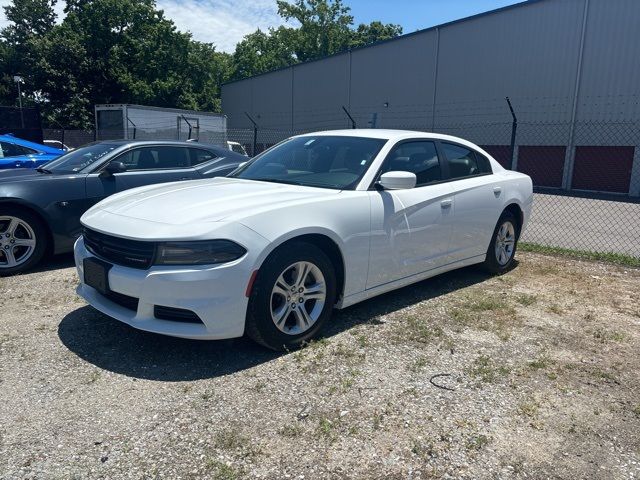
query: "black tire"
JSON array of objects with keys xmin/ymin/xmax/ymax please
[
  {"xmin": 0, "ymin": 207, "xmax": 48, "ymax": 276},
  {"xmin": 246, "ymin": 241, "xmax": 337, "ymax": 351},
  {"xmin": 483, "ymin": 210, "xmax": 520, "ymax": 274}
]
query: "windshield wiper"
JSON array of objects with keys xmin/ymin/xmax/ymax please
[
  {"xmin": 36, "ymin": 167, "xmax": 52, "ymax": 174},
  {"xmin": 249, "ymin": 178, "xmax": 303, "ymax": 186}
]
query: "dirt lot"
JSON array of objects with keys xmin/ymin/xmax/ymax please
[{"xmin": 0, "ymin": 252, "xmax": 639, "ymax": 479}]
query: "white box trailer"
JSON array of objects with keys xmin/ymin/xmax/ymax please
[{"xmin": 94, "ymin": 104, "xmax": 227, "ymax": 145}]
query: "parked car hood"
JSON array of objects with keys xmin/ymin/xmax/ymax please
[
  {"xmin": 83, "ymin": 177, "xmax": 340, "ymax": 227},
  {"xmin": 0, "ymin": 168, "xmax": 79, "ymax": 184}
]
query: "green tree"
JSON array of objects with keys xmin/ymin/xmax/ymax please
[
  {"xmin": 349, "ymin": 21, "xmax": 403, "ymax": 49},
  {"xmin": 276, "ymin": 0, "xmax": 353, "ymax": 62},
  {"xmin": 232, "ymin": 27, "xmax": 297, "ymax": 80},
  {"xmin": 30, "ymin": 0, "xmax": 231, "ymax": 127},
  {"xmin": 0, "ymin": 0, "xmax": 57, "ymax": 107},
  {"xmin": 232, "ymin": 0, "xmax": 403, "ymax": 79}
]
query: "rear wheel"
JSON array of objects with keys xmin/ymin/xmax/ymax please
[
  {"xmin": 0, "ymin": 208, "xmax": 47, "ymax": 276},
  {"xmin": 246, "ymin": 242, "xmax": 336, "ymax": 350},
  {"xmin": 483, "ymin": 210, "xmax": 520, "ymax": 274}
]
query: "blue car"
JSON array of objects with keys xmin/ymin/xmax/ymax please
[{"xmin": 0, "ymin": 134, "xmax": 65, "ymax": 169}]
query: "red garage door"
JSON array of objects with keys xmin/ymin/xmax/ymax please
[
  {"xmin": 572, "ymin": 146, "xmax": 634, "ymax": 193},
  {"xmin": 517, "ymin": 146, "xmax": 566, "ymax": 188},
  {"xmin": 480, "ymin": 145, "xmax": 512, "ymax": 169}
]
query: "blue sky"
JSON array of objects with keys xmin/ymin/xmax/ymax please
[
  {"xmin": 347, "ymin": 0, "xmax": 526, "ymax": 33},
  {"xmin": 0, "ymin": 0, "xmax": 527, "ymax": 53}
]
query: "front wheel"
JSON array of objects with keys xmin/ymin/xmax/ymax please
[
  {"xmin": 245, "ymin": 242, "xmax": 337, "ymax": 350},
  {"xmin": 0, "ymin": 209, "xmax": 47, "ymax": 276},
  {"xmin": 483, "ymin": 210, "xmax": 520, "ymax": 274}
]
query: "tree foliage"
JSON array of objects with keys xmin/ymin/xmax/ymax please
[{"xmin": 0, "ymin": 0, "xmax": 402, "ymax": 128}]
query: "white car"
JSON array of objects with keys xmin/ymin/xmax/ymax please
[{"xmin": 75, "ymin": 129, "xmax": 533, "ymax": 350}]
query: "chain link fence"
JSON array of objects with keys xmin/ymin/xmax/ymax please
[{"xmin": 40, "ymin": 119, "xmax": 640, "ymax": 258}]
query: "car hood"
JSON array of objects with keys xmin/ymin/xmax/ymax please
[
  {"xmin": 0, "ymin": 168, "xmax": 78, "ymax": 183},
  {"xmin": 84, "ymin": 177, "xmax": 340, "ymax": 227}
]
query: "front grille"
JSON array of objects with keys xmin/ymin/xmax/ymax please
[
  {"xmin": 105, "ymin": 291, "xmax": 139, "ymax": 311},
  {"xmin": 154, "ymin": 305, "xmax": 203, "ymax": 324},
  {"xmin": 83, "ymin": 228, "xmax": 155, "ymax": 269}
]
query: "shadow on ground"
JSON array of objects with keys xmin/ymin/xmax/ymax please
[{"xmin": 58, "ymin": 264, "xmax": 499, "ymax": 381}]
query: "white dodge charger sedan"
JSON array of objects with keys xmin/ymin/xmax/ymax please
[{"xmin": 75, "ymin": 130, "xmax": 533, "ymax": 350}]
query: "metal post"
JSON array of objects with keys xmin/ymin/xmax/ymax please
[
  {"xmin": 506, "ymin": 97, "xmax": 518, "ymax": 170},
  {"xmin": 127, "ymin": 116, "xmax": 137, "ymax": 140},
  {"xmin": 341, "ymin": 106, "xmax": 356, "ymax": 129},
  {"xmin": 13, "ymin": 76, "xmax": 25, "ymax": 129},
  {"xmin": 244, "ymin": 112, "xmax": 259, "ymax": 156}
]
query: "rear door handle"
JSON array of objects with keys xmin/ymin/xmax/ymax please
[
  {"xmin": 493, "ymin": 186, "xmax": 502, "ymax": 196},
  {"xmin": 440, "ymin": 199, "xmax": 453, "ymax": 209}
]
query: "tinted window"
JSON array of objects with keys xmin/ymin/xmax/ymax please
[
  {"xmin": 189, "ymin": 148, "xmax": 217, "ymax": 166},
  {"xmin": 44, "ymin": 142, "xmax": 118, "ymax": 172},
  {"xmin": 474, "ymin": 151, "xmax": 493, "ymax": 173},
  {"xmin": 441, "ymin": 143, "xmax": 487, "ymax": 179},
  {"xmin": 117, "ymin": 146, "xmax": 191, "ymax": 170},
  {"xmin": 382, "ymin": 141, "xmax": 441, "ymax": 186},
  {"xmin": 232, "ymin": 136, "xmax": 387, "ymax": 190},
  {"xmin": 0, "ymin": 142, "xmax": 37, "ymax": 158}
]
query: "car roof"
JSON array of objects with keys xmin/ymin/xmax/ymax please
[
  {"xmin": 0, "ymin": 134, "xmax": 64, "ymax": 153},
  {"xmin": 295, "ymin": 129, "xmax": 475, "ymax": 142}
]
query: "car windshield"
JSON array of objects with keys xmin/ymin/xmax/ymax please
[
  {"xmin": 43, "ymin": 142, "xmax": 119, "ymax": 173},
  {"xmin": 230, "ymin": 135, "xmax": 387, "ymax": 189}
]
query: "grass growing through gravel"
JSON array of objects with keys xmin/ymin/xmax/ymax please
[
  {"xmin": 467, "ymin": 355, "xmax": 511, "ymax": 383},
  {"xmin": 520, "ymin": 242, "xmax": 640, "ymax": 267},
  {"xmin": 205, "ymin": 460, "xmax": 241, "ymax": 480},
  {"xmin": 449, "ymin": 292, "xmax": 518, "ymax": 340}
]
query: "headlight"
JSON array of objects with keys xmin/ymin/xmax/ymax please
[{"xmin": 154, "ymin": 240, "xmax": 247, "ymax": 266}]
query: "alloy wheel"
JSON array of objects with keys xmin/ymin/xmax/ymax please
[
  {"xmin": 494, "ymin": 220, "xmax": 516, "ymax": 266},
  {"xmin": 270, "ymin": 261, "xmax": 326, "ymax": 335},
  {"xmin": 0, "ymin": 216, "xmax": 37, "ymax": 269}
]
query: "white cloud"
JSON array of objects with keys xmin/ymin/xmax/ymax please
[
  {"xmin": 157, "ymin": 0, "xmax": 291, "ymax": 53},
  {"xmin": 0, "ymin": 0, "xmax": 289, "ymax": 53}
]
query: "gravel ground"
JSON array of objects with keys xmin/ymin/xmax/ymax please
[{"xmin": 0, "ymin": 252, "xmax": 639, "ymax": 479}]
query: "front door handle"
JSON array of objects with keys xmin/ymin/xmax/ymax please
[{"xmin": 440, "ymin": 199, "xmax": 453, "ymax": 209}]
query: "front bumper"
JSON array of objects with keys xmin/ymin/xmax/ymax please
[{"xmin": 74, "ymin": 237, "xmax": 256, "ymax": 340}]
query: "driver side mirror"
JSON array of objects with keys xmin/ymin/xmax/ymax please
[
  {"xmin": 99, "ymin": 160, "xmax": 127, "ymax": 178},
  {"xmin": 376, "ymin": 171, "xmax": 417, "ymax": 190}
]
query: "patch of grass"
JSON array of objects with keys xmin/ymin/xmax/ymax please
[
  {"xmin": 518, "ymin": 400, "xmax": 540, "ymax": 418},
  {"xmin": 214, "ymin": 428, "xmax": 250, "ymax": 451},
  {"xmin": 515, "ymin": 294, "xmax": 537, "ymax": 306},
  {"xmin": 278, "ymin": 423, "xmax": 303, "ymax": 438},
  {"xmin": 468, "ymin": 355, "xmax": 510, "ymax": 383},
  {"xmin": 409, "ymin": 357, "xmax": 429, "ymax": 373},
  {"xmin": 205, "ymin": 460, "xmax": 241, "ymax": 480},
  {"xmin": 403, "ymin": 314, "xmax": 444, "ymax": 344},
  {"xmin": 411, "ymin": 438, "xmax": 436, "ymax": 459},
  {"xmin": 592, "ymin": 328, "xmax": 627, "ymax": 343},
  {"xmin": 547, "ymin": 304, "xmax": 564, "ymax": 315},
  {"xmin": 449, "ymin": 292, "xmax": 517, "ymax": 340},
  {"xmin": 466, "ymin": 434, "xmax": 490, "ymax": 451},
  {"xmin": 528, "ymin": 355, "xmax": 553, "ymax": 371},
  {"xmin": 520, "ymin": 242, "xmax": 640, "ymax": 268},
  {"xmin": 632, "ymin": 404, "xmax": 640, "ymax": 418}
]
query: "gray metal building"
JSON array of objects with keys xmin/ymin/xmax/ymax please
[{"xmin": 221, "ymin": 0, "xmax": 640, "ymax": 196}]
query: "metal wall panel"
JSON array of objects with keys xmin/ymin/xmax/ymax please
[
  {"xmin": 221, "ymin": 79, "xmax": 253, "ymax": 129},
  {"xmin": 576, "ymin": 0, "xmax": 640, "ymax": 123},
  {"xmin": 250, "ymin": 68, "xmax": 294, "ymax": 130},
  {"xmin": 349, "ymin": 30, "xmax": 438, "ymax": 129},
  {"xmin": 435, "ymin": 0, "xmax": 585, "ymax": 129},
  {"xmin": 292, "ymin": 53, "xmax": 351, "ymax": 131}
]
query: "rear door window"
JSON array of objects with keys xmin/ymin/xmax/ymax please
[{"xmin": 441, "ymin": 143, "xmax": 491, "ymax": 179}]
